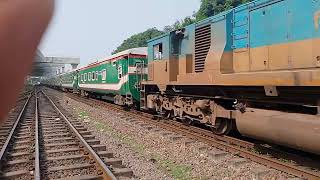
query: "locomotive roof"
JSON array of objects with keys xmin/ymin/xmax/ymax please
[
  {"xmin": 107, "ymin": 47, "xmax": 147, "ymax": 60},
  {"xmin": 147, "ymin": 0, "xmax": 265, "ymax": 43}
]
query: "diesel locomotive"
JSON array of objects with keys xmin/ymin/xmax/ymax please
[{"xmin": 43, "ymin": 0, "xmax": 320, "ymax": 155}]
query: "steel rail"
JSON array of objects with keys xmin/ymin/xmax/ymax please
[
  {"xmin": 159, "ymin": 122, "xmax": 320, "ymax": 180},
  {"xmin": 34, "ymin": 91, "xmax": 41, "ymax": 180},
  {"xmin": 0, "ymin": 92, "xmax": 32, "ymax": 161},
  {"xmin": 65, "ymin": 92, "xmax": 320, "ymax": 180},
  {"xmin": 41, "ymin": 91, "xmax": 117, "ymax": 180},
  {"xmin": 135, "ymin": 110, "xmax": 320, "ymax": 179}
]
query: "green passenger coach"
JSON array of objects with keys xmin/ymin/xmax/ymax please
[{"xmin": 77, "ymin": 48, "xmax": 147, "ymax": 107}]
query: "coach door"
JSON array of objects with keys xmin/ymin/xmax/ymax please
[
  {"xmin": 135, "ymin": 62, "xmax": 145, "ymax": 89},
  {"xmin": 73, "ymin": 72, "xmax": 79, "ymax": 92}
]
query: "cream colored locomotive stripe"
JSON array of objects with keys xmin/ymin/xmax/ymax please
[
  {"xmin": 128, "ymin": 67, "xmax": 148, "ymax": 74},
  {"xmin": 78, "ymin": 74, "xmax": 129, "ymax": 91}
]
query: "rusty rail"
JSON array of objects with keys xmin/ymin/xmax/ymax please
[
  {"xmin": 0, "ymin": 93, "xmax": 32, "ymax": 161},
  {"xmin": 34, "ymin": 91, "xmax": 41, "ymax": 180},
  {"xmin": 42, "ymin": 91, "xmax": 117, "ymax": 180}
]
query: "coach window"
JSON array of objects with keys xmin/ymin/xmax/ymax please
[
  {"xmin": 92, "ymin": 71, "xmax": 95, "ymax": 81},
  {"xmin": 89, "ymin": 72, "xmax": 92, "ymax": 81},
  {"xmin": 118, "ymin": 65, "xmax": 122, "ymax": 79},
  {"xmin": 96, "ymin": 71, "xmax": 98, "ymax": 80},
  {"xmin": 153, "ymin": 43, "xmax": 163, "ymax": 60},
  {"xmin": 81, "ymin": 74, "xmax": 83, "ymax": 82},
  {"xmin": 84, "ymin": 73, "xmax": 87, "ymax": 81},
  {"xmin": 102, "ymin": 69, "xmax": 107, "ymax": 81}
]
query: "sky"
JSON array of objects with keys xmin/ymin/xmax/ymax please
[{"xmin": 40, "ymin": 0, "xmax": 201, "ymax": 67}]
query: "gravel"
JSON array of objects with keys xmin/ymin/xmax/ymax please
[
  {"xmin": 54, "ymin": 91, "xmax": 296, "ymax": 180},
  {"xmin": 45, "ymin": 157, "xmax": 90, "ymax": 167},
  {"xmin": 46, "ymin": 167, "xmax": 99, "ymax": 179}
]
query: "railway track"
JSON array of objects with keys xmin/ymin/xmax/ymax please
[
  {"xmin": 0, "ymin": 92, "xmax": 35, "ymax": 179},
  {"xmin": 59, "ymin": 90, "xmax": 320, "ymax": 180},
  {"xmin": 0, "ymin": 89, "xmax": 133, "ymax": 179}
]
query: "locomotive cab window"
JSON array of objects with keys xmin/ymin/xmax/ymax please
[
  {"xmin": 102, "ymin": 69, "xmax": 107, "ymax": 81},
  {"xmin": 153, "ymin": 43, "xmax": 163, "ymax": 60}
]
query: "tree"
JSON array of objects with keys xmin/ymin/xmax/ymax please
[
  {"xmin": 196, "ymin": 0, "xmax": 217, "ymax": 21},
  {"xmin": 196, "ymin": 0, "xmax": 253, "ymax": 21},
  {"xmin": 163, "ymin": 15, "xmax": 196, "ymax": 33},
  {"xmin": 112, "ymin": 28, "xmax": 164, "ymax": 54},
  {"xmin": 112, "ymin": 0, "xmax": 253, "ymax": 54},
  {"xmin": 181, "ymin": 16, "xmax": 196, "ymax": 27}
]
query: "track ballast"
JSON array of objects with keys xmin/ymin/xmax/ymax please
[{"xmin": 0, "ymin": 89, "xmax": 133, "ymax": 179}]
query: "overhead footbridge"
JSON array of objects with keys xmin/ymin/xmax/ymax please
[{"xmin": 31, "ymin": 50, "xmax": 80, "ymax": 77}]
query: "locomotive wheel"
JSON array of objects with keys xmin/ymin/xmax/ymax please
[{"xmin": 211, "ymin": 118, "xmax": 234, "ymax": 135}]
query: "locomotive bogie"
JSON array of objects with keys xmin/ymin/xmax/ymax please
[{"xmin": 146, "ymin": 93, "xmax": 236, "ymax": 134}]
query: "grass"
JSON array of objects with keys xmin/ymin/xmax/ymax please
[
  {"xmin": 93, "ymin": 121, "xmax": 146, "ymax": 154},
  {"xmin": 162, "ymin": 160, "xmax": 192, "ymax": 180},
  {"xmin": 151, "ymin": 155, "xmax": 192, "ymax": 180},
  {"xmin": 77, "ymin": 110, "xmax": 193, "ymax": 180},
  {"xmin": 78, "ymin": 111, "xmax": 89, "ymax": 119}
]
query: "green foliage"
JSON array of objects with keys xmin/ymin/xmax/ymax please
[
  {"xmin": 164, "ymin": 13, "xmax": 197, "ymax": 32},
  {"xmin": 197, "ymin": 0, "xmax": 253, "ymax": 21},
  {"xmin": 196, "ymin": 0, "xmax": 217, "ymax": 21},
  {"xmin": 112, "ymin": 28, "xmax": 164, "ymax": 54},
  {"xmin": 112, "ymin": 0, "xmax": 253, "ymax": 53}
]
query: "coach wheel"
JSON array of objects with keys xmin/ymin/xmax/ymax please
[
  {"xmin": 211, "ymin": 118, "xmax": 233, "ymax": 135},
  {"xmin": 163, "ymin": 110, "xmax": 172, "ymax": 120},
  {"xmin": 181, "ymin": 117, "xmax": 192, "ymax": 126}
]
